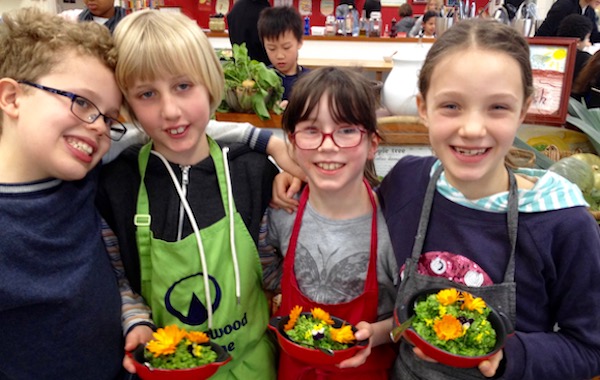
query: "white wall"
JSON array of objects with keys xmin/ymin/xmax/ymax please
[{"xmin": 0, "ymin": 0, "xmax": 57, "ymax": 14}]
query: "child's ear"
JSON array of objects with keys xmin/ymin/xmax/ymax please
[
  {"xmin": 0, "ymin": 78, "xmax": 21, "ymax": 119},
  {"xmin": 416, "ymin": 93, "xmax": 428, "ymax": 128},
  {"xmin": 519, "ymin": 95, "xmax": 533, "ymax": 123},
  {"xmin": 367, "ymin": 132, "xmax": 380, "ymax": 160}
]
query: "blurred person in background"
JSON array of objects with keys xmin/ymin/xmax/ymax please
[
  {"xmin": 78, "ymin": 0, "xmax": 126, "ymax": 34},
  {"xmin": 395, "ymin": 3, "xmax": 416, "ymax": 36},
  {"xmin": 227, "ymin": 0, "xmax": 271, "ymax": 65},
  {"xmin": 535, "ymin": 0, "xmax": 600, "ymax": 43}
]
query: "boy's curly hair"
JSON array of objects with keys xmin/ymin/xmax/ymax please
[{"xmin": 0, "ymin": 7, "xmax": 116, "ymax": 83}]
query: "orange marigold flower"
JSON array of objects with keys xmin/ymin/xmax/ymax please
[
  {"xmin": 146, "ymin": 325, "xmax": 187, "ymax": 358},
  {"xmin": 461, "ymin": 292, "xmax": 487, "ymax": 314},
  {"xmin": 330, "ymin": 324, "xmax": 356, "ymax": 344},
  {"xmin": 436, "ymin": 288, "xmax": 460, "ymax": 306},
  {"xmin": 311, "ymin": 307, "xmax": 334, "ymax": 325},
  {"xmin": 284, "ymin": 305, "xmax": 303, "ymax": 331},
  {"xmin": 433, "ymin": 314, "xmax": 465, "ymax": 341},
  {"xmin": 187, "ymin": 331, "xmax": 210, "ymax": 344}
]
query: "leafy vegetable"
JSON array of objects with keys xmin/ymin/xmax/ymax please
[
  {"xmin": 412, "ymin": 289, "xmax": 496, "ymax": 357},
  {"xmin": 217, "ymin": 43, "xmax": 284, "ymax": 120},
  {"xmin": 549, "ymin": 154, "xmax": 600, "ymax": 211},
  {"xmin": 567, "ymin": 98, "xmax": 600, "ymax": 156}
]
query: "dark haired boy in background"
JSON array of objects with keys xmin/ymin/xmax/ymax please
[
  {"xmin": 557, "ymin": 13, "xmax": 594, "ymax": 83},
  {"xmin": 258, "ymin": 6, "xmax": 310, "ymax": 107}
]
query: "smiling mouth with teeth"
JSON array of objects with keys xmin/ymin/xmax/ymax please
[
  {"xmin": 454, "ymin": 147, "xmax": 488, "ymax": 156},
  {"xmin": 67, "ymin": 138, "xmax": 93, "ymax": 156},
  {"xmin": 168, "ymin": 126, "xmax": 186, "ymax": 135},
  {"xmin": 317, "ymin": 162, "xmax": 343, "ymax": 170}
]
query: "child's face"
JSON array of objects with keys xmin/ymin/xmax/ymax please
[
  {"xmin": 4, "ymin": 52, "xmax": 121, "ymax": 182},
  {"xmin": 290, "ymin": 95, "xmax": 378, "ymax": 194},
  {"xmin": 263, "ymin": 31, "xmax": 303, "ymax": 77},
  {"xmin": 83, "ymin": 0, "xmax": 115, "ymax": 18},
  {"xmin": 125, "ymin": 74, "xmax": 212, "ymax": 165},
  {"xmin": 423, "ymin": 17, "xmax": 436, "ymax": 36},
  {"xmin": 417, "ymin": 48, "xmax": 530, "ymax": 198},
  {"xmin": 578, "ymin": 33, "xmax": 592, "ymax": 50}
]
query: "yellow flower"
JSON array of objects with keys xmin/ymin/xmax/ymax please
[
  {"xmin": 330, "ymin": 324, "xmax": 356, "ymax": 344},
  {"xmin": 438, "ymin": 305, "xmax": 447, "ymax": 317},
  {"xmin": 146, "ymin": 325, "xmax": 187, "ymax": 358},
  {"xmin": 187, "ymin": 331, "xmax": 210, "ymax": 344},
  {"xmin": 311, "ymin": 307, "xmax": 334, "ymax": 325},
  {"xmin": 192, "ymin": 343, "xmax": 203, "ymax": 358},
  {"xmin": 285, "ymin": 305, "xmax": 303, "ymax": 331},
  {"xmin": 433, "ymin": 314, "xmax": 466, "ymax": 341},
  {"xmin": 461, "ymin": 292, "xmax": 487, "ymax": 314},
  {"xmin": 436, "ymin": 288, "xmax": 460, "ymax": 305}
]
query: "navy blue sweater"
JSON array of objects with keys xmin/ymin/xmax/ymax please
[
  {"xmin": 378, "ymin": 156, "xmax": 600, "ymax": 380},
  {"xmin": 0, "ymin": 168, "xmax": 123, "ymax": 380}
]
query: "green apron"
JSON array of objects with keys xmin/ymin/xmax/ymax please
[{"xmin": 134, "ymin": 138, "xmax": 276, "ymax": 380}]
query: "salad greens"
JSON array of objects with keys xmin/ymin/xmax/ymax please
[{"xmin": 217, "ymin": 43, "xmax": 284, "ymax": 120}]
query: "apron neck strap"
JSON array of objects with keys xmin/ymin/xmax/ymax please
[{"xmin": 410, "ymin": 164, "xmax": 519, "ymax": 283}]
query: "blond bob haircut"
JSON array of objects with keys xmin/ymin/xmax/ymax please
[{"xmin": 113, "ymin": 10, "xmax": 224, "ymax": 121}]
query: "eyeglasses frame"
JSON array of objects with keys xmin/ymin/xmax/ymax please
[
  {"xmin": 290, "ymin": 127, "xmax": 368, "ymax": 150},
  {"xmin": 18, "ymin": 80, "xmax": 127, "ymax": 141}
]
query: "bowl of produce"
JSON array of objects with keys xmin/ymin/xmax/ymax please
[
  {"xmin": 268, "ymin": 306, "xmax": 368, "ymax": 366},
  {"xmin": 394, "ymin": 288, "xmax": 511, "ymax": 368},
  {"xmin": 128, "ymin": 325, "xmax": 231, "ymax": 380}
]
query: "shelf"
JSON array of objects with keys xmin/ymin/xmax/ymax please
[{"xmin": 214, "ymin": 112, "xmax": 429, "ymax": 146}]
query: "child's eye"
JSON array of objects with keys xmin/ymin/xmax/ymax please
[
  {"xmin": 441, "ymin": 103, "xmax": 458, "ymax": 110},
  {"xmin": 175, "ymin": 82, "xmax": 192, "ymax": 91},
  {"xmin": 298, "ymin": 126, "xmax": 320, "ymax": 135},
  {"xmin": 73, "ymin": 96, "xmax": 94, "ymax": 111},
  {"xmin": 337, "ymin": 127, "xmax": 362, "ymax": 136},
  {"xmin": 139, "ymin": 90, "xmax": 155, "ymax": 100}
]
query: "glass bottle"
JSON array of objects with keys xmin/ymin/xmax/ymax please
[
  {"xmin": 369, "ymin": 11, "xmax": 381, "ymax": 37},
  {"xmin": 325, "ymin": 15, "xmax": 336, "ymax": 36},
  {"xmin": 359, "ymin": 9, "xmax": 368, "ymax": 36},
  {"xmin": 345, "ymin": 5, "xmax": 355, "ymax": 36}
]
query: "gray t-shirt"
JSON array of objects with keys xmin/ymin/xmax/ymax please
[{"xmin": 267, "ymin": 201, "xmax": 398, "ymax": 319}]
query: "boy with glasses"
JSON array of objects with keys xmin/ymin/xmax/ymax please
[{"xmin": 0, "ymin": 8, "xmax": 153, "ymax": 379}]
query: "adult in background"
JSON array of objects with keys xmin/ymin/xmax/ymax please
[
  {"xmin": 572, "ymin": 50, "xmax": 600, "ymax": 107},
  {"xmin": 363, "ymin": 0, "xmax": 382, "ymax": 19},
  {"xmin": 78, "ymin": 0, "xmax": 126, "ymax": 34},
  {"xmin": 535, "ymin": 0, "xmax": 600, "ymax": 43},
  {"xmin": 395, "ymin": 3, "xmax": 416, "ymax": 35},
  {"xmin": 227, "ymin": 0, "xmax": 271, "ymax": 65}
]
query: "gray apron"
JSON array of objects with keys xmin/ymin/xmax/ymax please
[{"xmin": 393, "ymin": 164, "xmax": 518, "ymax": 380}]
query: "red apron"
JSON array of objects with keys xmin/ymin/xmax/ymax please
[{"xmin": 276, "ymin": 179, "xmax": 395, "ymax": 380}]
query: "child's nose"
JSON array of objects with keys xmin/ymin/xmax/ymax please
[
  {"xmin": 459, "ymin": 112, "xmax": 486, "ymax": 138},
  {"xmin": 161, "ymin": 94, "xmax": 181, "ymax": 119}
]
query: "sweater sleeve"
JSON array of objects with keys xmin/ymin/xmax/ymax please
[
  {"xmin": 101, "ymin": 218, "xmax": 155, "ymax": 335},
  {"xmin": 501, "ymin": 211, "xmax": 600, "ymax": 380},
  {"xmin": 206, "ymin": 121, "xmax": 273, "ymax": 154}
]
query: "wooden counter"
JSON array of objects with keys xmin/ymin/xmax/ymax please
[
  {"xmin": 215, "ymin": 112, "xmax": 429, "ymax": 146},
  {"xmin": 298, "ymin": 58, "xmax": 393, "ymax": 81}
]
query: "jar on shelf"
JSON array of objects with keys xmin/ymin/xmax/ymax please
[{"xmin": 209, "ymin": 13, "xmax": 226, "ymax": 33}]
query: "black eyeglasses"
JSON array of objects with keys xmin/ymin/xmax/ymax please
[
  {"xmin": 18, "ymin": 81, "xmax": 127, "ymax": 141},
  {"xmin": 291, "ymin": 126, "xmax": 367, "ymax": 150}
]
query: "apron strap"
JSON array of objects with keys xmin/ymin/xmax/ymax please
[
  {"xmin": 409, "ymin": 163, "xmax": 519, "ymax": 283},
  {"xmin": 134, "ymin": 137, "xmax": 238, "ymax": 327},
  {"xmin": 135, "ymin": 142, "xmax": 154, "ymax": 303}
]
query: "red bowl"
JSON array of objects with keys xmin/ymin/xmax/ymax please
[
  {"xmin": 268, "ymin": 313, "xmax": 368, "ymax": 366},
  {"xmin": 394, "ymin": 288, "xmax": 512, "ymax": 368},
  {"xmin": 128, "ymin": 341, "xmax": 231, "ymax": 380}
]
